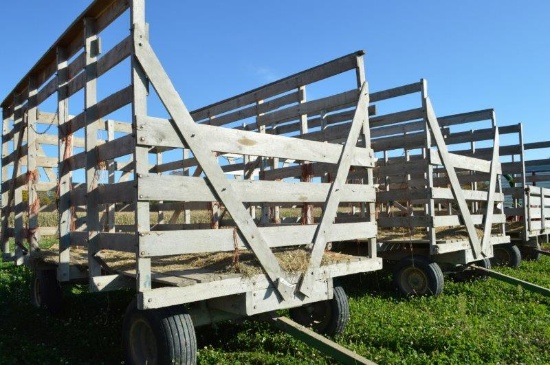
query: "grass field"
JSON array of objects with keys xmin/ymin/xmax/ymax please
[{"xmin": 1, "ymin": 249, "xmax": 550, "ymax": 364}]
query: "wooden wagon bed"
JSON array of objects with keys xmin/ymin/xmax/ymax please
[{"xmin": 35, "ymin": 245, "xmax": 379, "ymax": 313}]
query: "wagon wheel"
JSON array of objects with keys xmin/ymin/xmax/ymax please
[
  {"xmin": 491, "ymin": 243, "xmax": 521, "ymax": 268},
  {"xmin": 289, "ymin": 285, "xmax": 349, "ymax": 337},
  {"xmin": 122, "ymin": 299, "xmax": 197, "ymax": 365},
  {"xmin": 452, "ymin": 257, "xmax": 492, "ymax": 282},
  {"xmin": 30, "ymin": 268, "xmax": 63, "ymax": 315},
  {"xmin": 520, "ymin": 240, "xmax": 541, "ymax": 261},
  {"xmin": 393, "ymin": 256, "xmax": 444, "ymax": 296}
]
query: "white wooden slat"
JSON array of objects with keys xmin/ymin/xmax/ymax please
[
  {"xmin": 98, "ymin": 232, "xmax": 137, "ymax": 252},
  {"xmin": 60, "ymin": 85, "xmax": 133, "ymax": 137},
  {"xmin": 438, "ymin": 109, "xmax": 494, "ymax": 127},
  {"xmin": 140, "ymin": 222, "xmax": 377, "ymax": 257},
  {"xmin": 371, "ymin": 131, "xmax": 428, "ymax": 152},
  {"xmin": 375, "ymin": 159, "xmax": 430, "ymax": 177},
  {"xmin": 191, "ymin": 51, "xmax": 363, "ymax": 121},
  {"xmin": 431, "ymin": 187, "xmax": 504, "ymax": 202},
  {"xmin": 429, "ymin": 149, "xmax": 501, "ymax": 174},
  {"xmin": 139, "ymin": 257, "xmax": 381, "ymax": 309},
  {"xmin": 433, "ymin": 214, "xmax": 506, "ymax": 226},
  {"xmin": 136, "ymin": 115, "xmax": 374, "ymax": 167},
  {"xmin": 96, "ymin": 134, "xmax": 135, "ymax": 161},
  {"xmin": 369, "ymin": 81, "xmax": 422, "ymax": 103},
  {"xmin": 525, "ymin": 141, "xmax": 550, "ymax": 151},
  {"xmin": 369, "ymin": 108, "xmax": 424, "ymax": 129},
  {"xmin": 36, "ymin": 76, "xmax": 58, "ymax": 106},
  {"xmin": 97, "ymin": 35, "xmax": 132, "ymax": 77},
  {"xmin": 444, "ymin": 127, "xmax": 499, "ymax": 146},
  {"xmin": 255, "ymin": 89, "xmax": 359, "ymax": 127},
  {"xmin": 96, "ymin": 181, "xmax": 135, "ymax": 204},
  {"xmin": 68, "ymin": 52, "xmax": 86, "ymax": 80},
  {"xmin": 194, "ymin": 91, "xmax": 300, "ymax": 126},
  {"xmin": 138, "ymin": 175, "xmax": 375, "ymax": 203}
]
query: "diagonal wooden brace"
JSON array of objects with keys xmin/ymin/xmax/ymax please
[
  {"xmin": 481, "ymin": 128, "xmax": 500, "ymax": 255},
  {"xmin": 424, "ymin": 97, "xmax": 482, "ymax": 260},
  {"xmin": 132, "ymin": 28, "xmax": 294, "ymax": 301},
  {"xmin": 299, "ymin": 83, "xmax": 370, "ymax": 297}
]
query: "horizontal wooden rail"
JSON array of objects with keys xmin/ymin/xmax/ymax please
[
  {"xmin": 191, "ymin": 51, "xmax": 364, "ymax": 121},
  {"xmin": 139, "ymin": 222, "xmax": 377, "ymax": 257},
  {"xmin": 137, "ymin": 116, "xmax": 375, "ymax": 166},
  {"xmin": 138, "ymin": 175, "xmax": 375, "ymax": 203}
]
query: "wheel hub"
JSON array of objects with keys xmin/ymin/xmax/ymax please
[{"xmin": 401, "ymin": 267, "xmax": 428, "ymax": 294}]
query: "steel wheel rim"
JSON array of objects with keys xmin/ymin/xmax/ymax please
[
  {"xmin": 493, "ymin": 247, "xmax": 511, "ymax": 266},
  {"xmin": 400, "ymin": 266, "xmax": 428, "ymax": 294}
]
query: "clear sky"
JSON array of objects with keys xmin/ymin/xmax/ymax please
[{"xmin": 0, "ymin": 0, "xmax": 548, "ymax": 154}]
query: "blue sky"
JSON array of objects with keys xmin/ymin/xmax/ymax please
[{"xmin": 0, "ymin": 0, "xmax": 548, "ymax": 156}]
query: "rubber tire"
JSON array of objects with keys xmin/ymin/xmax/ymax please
[
  {"xmin": 491, "ymin": 244, "xmax": 522, "ymax": 268},
  {"xmin": 453, "ymin": 257, "xmax": 492, "ymax": 282},
  {"xmin": 30, "ymin": 268, "xmax": 63, "ymax": 315},
  {"xmin": 473, "ymin": 257, "xmax": 492, "ymax": 280},
  {"xmin": 521, "ymin": 241, "xmax": 541, "ymax": 261},
  {"xmin": 122, "ymin": 299, "xmax": 197, "ymax": 365},
  {"xmin": 393, "ymin": 256, "xmax": 444, "ymax": 296},
  {"xmin": 289, "ymin": 286, "xmax": 349, "ymax": 337}
]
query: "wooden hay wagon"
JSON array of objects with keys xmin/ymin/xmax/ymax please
[
  {"xmin": 366, "ymin": 82, "xmax": 508, "ymax": 295},
  {"xmin": 0, "ymin": 0, "xmax": 381, "ymax": 363},
  {"xmin": 431, "ymin": 111, "xmax": 519, "ymax": 268},
  {"xmin": 502, "ymin": 138, "xmax": 550, "ymax": 258}
]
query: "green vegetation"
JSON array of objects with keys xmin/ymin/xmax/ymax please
[{"xmin": 1, "ymin": 252, "xmax": 550, "ymax": 364}]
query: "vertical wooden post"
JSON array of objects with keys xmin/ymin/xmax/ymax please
[
  {"xmin": 107, "ymin": 120, "xmax": 116, "ymax": 232},
  {"xmin": 57, "ymin": 46, "xmax": 72, "ymax": 281},
  {"xmin": 470, "ymin": 137, "xmax": 478, "ymax": 213},
  {"xmin": 156, "ymin": 148, "xmax": 164, "ymax": 224},
  {"xmin": 258, "ymin": 100, "xmax": 271, "ymax": 226},
  {"xmin": 355, "ymin": 53, "xmax": 376, "ymax": 256},
  {"xmin": 492, "ymin": 113, "xmax": 506, "ymax": 238},
  {"xmin": 84, "ymin": 17, "xmax": 102, "ymax": 279},
  {"xmin": 27, "ymin": 76, "xmax": 39, "ymax": 252},
  {"xmin": 518, "ymin": 124, "xmax": 528, "ymax": 242},
  {"xmin": 299, "ymin": 86, "xmax": 314, "ymax": 225},
  {"xmin": 1, "ymin": 108, "xmax": 12, "ymax": 257},
  {"xmin": 131, "ymin": 0, "xmax": 152, "ymax": 299},
  {"xmin": 422, "ymin": 80, "xmax": 437, "ymax": 249},
  {"xmin": 183, "ymin": 149, "xmax": 191, "ymax": 224},
  {"xmin": 13, "ymin": 95, "xmax": 25, "ymax": 264}
]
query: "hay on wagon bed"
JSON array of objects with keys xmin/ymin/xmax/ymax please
[
  {"xmin": 36, "ymin": 245, "xmax": 355, "ymax": 278},
  {"xmin": 378, "ymin": 225, "xmax": 489, "ymax": 242}
]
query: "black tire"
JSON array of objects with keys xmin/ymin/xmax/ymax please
[
  {"xmin": 122, "ymin": 299, "xmax": 197, "ymax": 365},
  {"xmin": 393, "ymin": 256, "xmax": 444, "ymax": 296},
  {"xmin": 289, "ymin": 286, "xmax": 349, "ymax": 337},
  {"xmin": 452, "ymin": 257, "xmax": 492, "ymax": 282},
  {"xmin": 473, "ymin": 257, "xmax": 492, "ymax": 280},
  {"xmin": 491, "ymin": 244, "xmax": 522, "ymax": 268},
  {"xmin": 30, "ymin": 268, "xmax": 63, "ymax": 315},
  {"xmin": 521, "ymin": 241, "xmax": 541, "ymax": 261}
]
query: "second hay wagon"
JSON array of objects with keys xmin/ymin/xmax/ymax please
[{"xmin": 368, "ymin": 82, "xmax": 509, "ymax": 295}]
